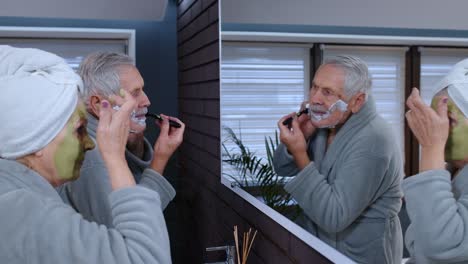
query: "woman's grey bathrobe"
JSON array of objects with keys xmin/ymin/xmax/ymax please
[
  {"xmin": 274, "ymin": 98, "xmax": 404, "ymax": 263},
  {"xmin": 403, "ymin": 165, "xmax": 468, "ymax": 264},
  {"xmin": 57, "ymin": 114, "xmax": 175, "ymax": 227},
  {"xmin": 0, "ymin": 159, "xmax": 171, "ymax": 264}
]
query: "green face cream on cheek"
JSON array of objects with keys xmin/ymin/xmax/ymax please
[
  {"xmin": 432, "ymin": 98, "xmax": 468, "ymax": 161},
  {"xmin": 446, "ymin": 102, "xmax": 468, "ymax": 161},
  {"xmin": 54, "ymin": 106, "xmax": 94, "ymax": 180},
  {"xmin": 54, "ymin": 120, "xmax": 82, "ymax": 180}
]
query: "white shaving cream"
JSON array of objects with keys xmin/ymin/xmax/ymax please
[
  {"xmin": 309, "ymin": 100, "xmax": 348, "ymax": 122},
  {"xmin": 112, "ymin": 105, "xmax": 146, "ymax": 127}
]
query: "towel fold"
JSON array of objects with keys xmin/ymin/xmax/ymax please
[
  {"xmin": 433, "ymin": 58, "xmax": 468, "ymax": 117},
  {"xmin": 0, "ymin": 45, "xmax": 82, "ymax": 159}
]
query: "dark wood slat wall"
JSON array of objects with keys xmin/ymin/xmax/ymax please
[{"xmin": 176, "ymin": 1, "xmax": 331, "ymax": 263}]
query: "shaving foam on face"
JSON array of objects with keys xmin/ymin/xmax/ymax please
[
  {"xmin": 309, "ymin": 100, "xmax": 348, "ymax": 122},
  {"xmin": 112, "ymin": 105, "xmax": 146, "ymax": 127}
]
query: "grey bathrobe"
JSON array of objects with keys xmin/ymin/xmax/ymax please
[
  {"xmin": 403, "ymin": 165, "xmax": 468, "ymax": 263},
  {"xmin": 57, "ymin": 114, "xmax": 176, "ymax": 227},
  {"xmin": 0, "ymin": 159, "xmax": 171, "ymax": 264},
  {"xmin": 274, "ymin": 97, "xmax": 403, "ymax": 264}
]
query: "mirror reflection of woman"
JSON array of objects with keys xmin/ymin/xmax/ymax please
[
  {"xmin": 404, "ymin": 58, "xmax": 468, "ymax": 263},
  {"xmin": 0, "ymin": 46, "xmax": 171, "ymax": 264}
]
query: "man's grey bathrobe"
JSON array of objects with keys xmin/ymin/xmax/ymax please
[
  {"xmin": 403, "ymin": 165, "xmax": 468, "ymax": 264},
  {"xmin": 0, "ymin": 159, "xmax": 171, "ymax": 264},
  {"xmin": 58, "ymin": 114, "xmax": 176, "ymax": 227},
  {"xmin": 274, "ymin": 98, "xmax": 404, "ymax": 264}
]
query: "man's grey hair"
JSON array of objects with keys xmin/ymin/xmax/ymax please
[
  {"xmin": 78, "ymin": 51, "xmax": 134, "ymax": 109},
  {"xmin": 322, "ymin": 55, "xmax": 372, "ymax": 101}
]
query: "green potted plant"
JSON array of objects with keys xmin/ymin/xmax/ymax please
[{"xmin": 222, "ymin": 126, "xmax": 301, "ymax": 220}]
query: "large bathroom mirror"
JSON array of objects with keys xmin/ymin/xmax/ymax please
[{"xmin": 219, "ymin": 0, "xmax": 468, "ymax": 262}]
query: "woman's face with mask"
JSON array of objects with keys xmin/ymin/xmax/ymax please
[
  {"xmin": 432, "ymin": 96, "xmax": 468, "ymax": 165},
  {"xmin": 39, "ymin": 102, "xmax": 95, "ymax": 186}
]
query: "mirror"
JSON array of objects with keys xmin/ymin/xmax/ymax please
[{"xmin": 219, "ymin": 0, "xmax": 468, "ymax": 263}]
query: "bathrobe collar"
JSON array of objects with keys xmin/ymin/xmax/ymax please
[{"xmin": 317, "ymin": 95, "xmax": 378, "ymax": 175}]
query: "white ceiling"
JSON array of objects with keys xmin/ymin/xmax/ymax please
[{"xmin": 221, "ymin": 0, "xmax": 468, "ymax": 30}]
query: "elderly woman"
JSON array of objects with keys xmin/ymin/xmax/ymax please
[
  {"xmin": 404, "ymin": 58, "xmax": 468, "ymax": 263},
  {"xmin": 0, "ymin": 46, "xmax": 171, "ymax": 263}
]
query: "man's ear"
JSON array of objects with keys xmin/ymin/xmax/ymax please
[
  {"xmin": 349, "ymin": 92, "xmax": 366, "ymax": 113},
  {"xmin": 89, "ymin": 95, "xmax": 102, "ymax": 118}
]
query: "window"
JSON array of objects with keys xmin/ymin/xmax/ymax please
[
  {"xmin": 0, "ymin": 27, "xmax": 135, "ymax": 70},
  {"xmin": 221, "ymin": 43, "xmax": 310, "ymax": 178},
  {"xmin": 221, "ymin": 40, "xmax": 468, "ymax": 178}
]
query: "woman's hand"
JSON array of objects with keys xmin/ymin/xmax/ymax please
[
  {"xmin": 405, "ymin": 88, "xmax": 449, "ymax": 172},
  {"xmin": 96, "ymin": 92, "xmax": 137, "ymax": 189}
]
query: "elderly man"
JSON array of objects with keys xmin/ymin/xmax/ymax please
[
  {"xmin": 58, "ymin": 52, "xmax": 184, "ymax": 226},
  {"xmin": 403, "ymin": 58, "xmax": 468, "ymax": 263},
  {"xmin": 274, "ymin": 55, "xmax": 403, "ymax": 263}
]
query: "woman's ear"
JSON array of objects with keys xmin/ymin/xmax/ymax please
[
  {"xmin": 350, "ymin": 92, "xmax": 366, "ymax": 113},
  {"xmin": 89, "ymin": 95, "xmax": 101, "ymax": 118}
]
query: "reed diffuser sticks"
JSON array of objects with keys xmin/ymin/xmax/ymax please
[{"xmin": 233, "ymin": 225, "xmax": 257, "ymax": 264}]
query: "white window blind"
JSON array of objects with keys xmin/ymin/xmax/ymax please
[
  {"xmin": 420, "ymin": 48, "xmax": 468, "ymax": 104},
  {"xmin": 221, "ymin": 43, "xmax": 309, "ymax": 174},
  {"xmin": 323, "ymin": 45, "xmax": 407, "ymax": 154},
  {"xmin": 0, "ymin": 39, "xmax": 128, "ymax": 70}
]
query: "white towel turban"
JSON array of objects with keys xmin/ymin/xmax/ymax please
[
  {"xmin": 433, "ymin": 58, "xmax": 468, "ymax": 118},
  {"xmin": 0, "ymin": 45, "xmax": 83, "ymax": 159}
]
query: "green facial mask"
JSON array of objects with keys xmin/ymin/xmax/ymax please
[
  {"xmin": 431, "ymin": 97, "xmax": 468, "ymax": 161},
  {"xmin": 54, "ymin": 104, "xmax": 95, "ymax": 181}
]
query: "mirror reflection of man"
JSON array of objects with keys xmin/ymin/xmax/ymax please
[
  {"xmin": 58, "ymin": 52, "xmax": 184, "ymax": 226},
  {"xmin": 274, "ymin": 55, "xmax": 403, "ymax": 264},
  {"xmin": 403, "ymin": 58, "xmax": 468, "ymax": 263}
]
